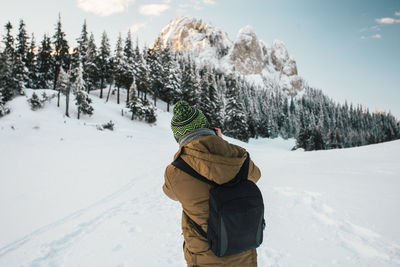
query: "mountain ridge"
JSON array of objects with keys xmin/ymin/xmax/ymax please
[{"xmin": 153, "ymin": 16, "xmax": 303, "ymax": 96}]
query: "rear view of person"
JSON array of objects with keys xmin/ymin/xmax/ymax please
[{"xmin": 163, "ymin": 101, "xmax": 263, "ymax": 267}]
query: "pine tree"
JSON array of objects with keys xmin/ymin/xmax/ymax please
[
  {"xmin": 16, "ymin": 19, "xmax": 28, "ymax": 60},
  {"xmin": 208, "ymin": 72, "xmax": 223, "ymax": 128},
  {"xmin": 160, "ymin": 45, "xmax": 180, "ymax": 111},
  {"xmin": 0, "ymin": 22, "xmax": 17, "ymax": 101},
  {"xmin": 136, "ymin": 50, "xmax": 150, "ymax": 100},
  {"xmin": 127, "ymin": 77, "xmax": 142, "ymax": 120},
  {"xmin": 98, "ymin": 31, "xmax": 111, "ymax": 98},
  {"xmin": 310, "ymin": 124, "xmax": 325, "ymax": 150},
  {"xmin": 133, "ymin": 38, "xmax": 142, "ymax": 83},
  {"xmin": 267, "ymin": 93, "xmax": 279, "ymax": 138},
  {"xmin": 288, "ymin": 97, "xmax": 297, "ymax": 137},
  {"xmin": 147, "ymin": 47, "xmax": 163, "ymax": 106},
  {"xmin": 296, "ymin": 124, "xmax": 311, "ymax": 150},
  {"xmin": 127, "ymin": 78, "xmax": 156, "ymax": 123},
  {"xmin": 77, "ymin": 20, "xmax": 88, "ymax": 88},
  {"xmin": 52, "ymin": 14, "xmax": 70, "ymax": 92},
  {"xmin": 198, "ymin": 66, "xmax": 211, "ymax": 116},
  {"xmin": 36, "ymin": 34, "xmax": 53, "ymax": 89},
  {"xmin": 75, "ymin": 90, "xmax": 93, "ymax": 119},
  {"xmin": 56, "ymin": 67, "xmax": 69, "ymax": 108},
  {"xmin": 65, "ymin": 70, "xmax": 72, "ymax": 117},
  {"xmin": 71, "ymin": 59, "xmax": 85, "ymax": 93},
  {"xmin": 142, "ymin": 98, "xmax": 157, "ymax": 123},
  {"xmin": 77, "ymin": 20, "xmax": 88, "ymax": 62},
  {"xmin": 191, "ymin": 61, "xmax": 201, "ymax": 106},
  {"xmin": 124, "ymin": 30, "xmax": 135, "ymax": 103},
  {"xmin": 69, "ymin": 47, "xmax": 80, "ymax": 82},
  {"xmin": 26, "ymin": 33, "xmax": 37, "ymax": 88},
  {"xmin": 85, "ymin": 33, "xmax": 98, "ymax": 93},
  {"xmin": 13, "ymin": 51, "xmax": 27, "ymax": 95},
  {"xmin": 74, "ymin": 62, "xmax": 93, "ymax": 119},
  {"xmin": 224, "ymin": 75, "xmax": 249, "ymax": 142},
  {"xmin": 279, "ymin": 97, "xmax": 290, "ymax": 138},
  {"xmin": 180, "ymin": 57, "xmax": 197, "ymax": 106},
  {"xmin": 0, "ymin": 57, "xmax": 5, "ymax": 104},
  {"xmin": 198, "ymin": 67, "xmax": 223, "ymax": 128},
  {"xmin": 14, "ymin": 19, "xmax": 29, "ymax": 92},
  {"xmin": 113, "ymin": 33, "xmax": 125, "ymax": 104}
]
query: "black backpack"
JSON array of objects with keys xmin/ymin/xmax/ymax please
[{"xmin": 172, "ymin": 152, "xmax": 265, "ymax": 257}]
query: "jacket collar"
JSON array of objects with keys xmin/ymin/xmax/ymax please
[{"xmin": 178, "ymin": 128, "xmax": 216, "ymax": 148}]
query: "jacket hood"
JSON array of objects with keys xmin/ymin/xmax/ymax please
[{"xmin": 174, "ymin": 135, "xmax": 247, "ymax": 184}]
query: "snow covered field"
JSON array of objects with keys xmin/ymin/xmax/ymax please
[{"xmin": 1, "ymin": 90, "xmax": 400, "ymax": 267}]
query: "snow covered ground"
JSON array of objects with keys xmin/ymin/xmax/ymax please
[{"xmin": 0, "ymin": 89, "xmax": 399, "ymax": 267}]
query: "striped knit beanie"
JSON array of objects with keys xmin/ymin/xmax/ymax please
[{"xmin": 171, "ymin": 101, "xmax": 209, "ymax": 142}]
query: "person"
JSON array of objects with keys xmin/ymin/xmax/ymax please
[{"xmin": 163, "ymin": 100, "xmax": 262, "ymax": 267}]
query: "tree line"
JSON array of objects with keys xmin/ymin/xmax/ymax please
[{"xmin": 1, "ymin": 16, "xmax": 399, "ymax": 150}]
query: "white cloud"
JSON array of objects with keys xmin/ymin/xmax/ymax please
[
  {"xmin": 359, "ymin": 25, "xmax": 380, "ymax": 32},
  {"xmin": 178, "ymin": 0, "xmax": 215, "ymax": 12},
  {"xmin": 129, "ymin": 22, "xmax": 147, "ymax": 32},
  {"xmin": 370, "ymin": 25, "xmax": 380, "ymax": 31},
  {"xmin": 203, "ymin": 0, "xmax": 215, "ymax": 4},
  {"xmin": 361, "ymin": 34, "xmax": 382, "ymax": 40},
  {"xmin": 77, "ymin": 0, "xmax": 135, "ymax": 17},
  {"xmin": 375, "ymin": 17, "xmax": 400, "ymax": 24},
  {"xmin": 395, "ymin": 11, "xmax": 400, "ymax": 17},
  {"xmin": 139, "ymin": 4, "xmax": 169, "ymax": 16}
]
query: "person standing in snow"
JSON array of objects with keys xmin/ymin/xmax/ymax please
[{"xmin": 163, "ymin": 100, "xmax": 262, "ymax": 267}]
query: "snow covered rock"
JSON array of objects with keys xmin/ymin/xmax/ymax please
[
  {"xmin": 154, "ymin": 16, "xmax": 303, "ymax": 96},
  {"xmin": 229, "ymin": 25, "xmax": 264, "ymax": 75},
  {"xmin": 153, "ymin": 16, "xmax": 231, "ymax": 60}
]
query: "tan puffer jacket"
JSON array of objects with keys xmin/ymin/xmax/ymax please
[{"xmin": 163, "ymin": 135, "xmax": 261, "ymax": 267}]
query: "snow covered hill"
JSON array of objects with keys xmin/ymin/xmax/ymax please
[
  {"xmin": 154, "ymin": 16, "xmax": 303, "ymax": 96},
  {"xmin": 1, "ymin": 90, "xmax": 400, "ymax": 266}
]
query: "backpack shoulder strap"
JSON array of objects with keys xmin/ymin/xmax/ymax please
[
  {"xmin": 224, "ymin": 152, "xmax": 250, "ymax": 186},
  {"xmin": 172, "ymin": 156, "xmax": 219, "ymax": 187},
  {"xmin": 171, "ymin": 152, "xmax": 251, "ymax": 187},
  {"xmin": 237, "ymin": 152, "xmax": 250, "ymax": 181}
]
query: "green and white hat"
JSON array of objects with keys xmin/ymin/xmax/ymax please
[{"xmin": 171, "ymin": 101, "xmax": 209, "ymax": 142}]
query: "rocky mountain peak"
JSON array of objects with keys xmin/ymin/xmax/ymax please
[
  {"xmin": 229, "ymin": 25, "xmax": 264, "ymax": 75},
  {"xmin": 153, "ymin": 16, "xmax": 231, "ymax": 58},
  {"xmin": 270, "ymin": 40, "xmax": 297, "ymax": 76},
  {"xmin": 153, "ymin": 16, "xmax": 303, "ymax": 96}
]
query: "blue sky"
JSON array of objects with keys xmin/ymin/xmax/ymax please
[{"xmin": 1, "ymin": 0, "xmax": 399, "ymax": 117}]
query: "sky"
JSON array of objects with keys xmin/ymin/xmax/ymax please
[{"xmin": 1, "ymin": 0, "xmax": 399, "ymax": 117}]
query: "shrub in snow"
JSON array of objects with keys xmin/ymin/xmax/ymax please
[
  {"xmin": 127, "ymin": 97, "xmax": 143, "ymax": 120},
  {"xmin": 127, "ymin": 98, "xmax": 156, "ymax": 123},
  {"xmin": 41, "ymin": 91, "xmax": 56, "ymax": 103},
  {"xmin": 102, "ymin": 120, "xmax": 114, "ymax": 131},
  {"xmin": 142, "ymin": 99, "xmax": 156, "ymax": 123},
  {"xmin": 0, "ymin": 104, "xmax": 10, "ymax": 117},
  {"xmin": 127, "ymin": 88, "xmax": 157, "ymax": 124},
  {"xmin": 27, "ymin": 92, "xmax": 43, "ymax": 110},
  {"xmin": 26, "ymin": 91, "xmax": 55, "ymax": 111},
  {"xmin": 0, "ymin": 91, "xmax": 10, "ymax": 117},
  {"xmin": 75, "ymin": 90, "xmax": 94, "ymax": 119}
]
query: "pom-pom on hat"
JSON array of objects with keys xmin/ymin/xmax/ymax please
[{"xmin": 171, "ymin": 101, "xmax": 209, "ymax": 142}]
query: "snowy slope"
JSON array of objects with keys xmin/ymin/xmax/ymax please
[{"xmin": 1, "ymin": 90, "xmax": 400, "ymax": 266}]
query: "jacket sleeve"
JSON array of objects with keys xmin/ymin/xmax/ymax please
[
  {"xmin": 248, "ymin": 159, "xmax": 261, "ymax": 184},
  {"xmin": 163, "ymin": 166, "xmax": 178, "ymax": 201}
]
